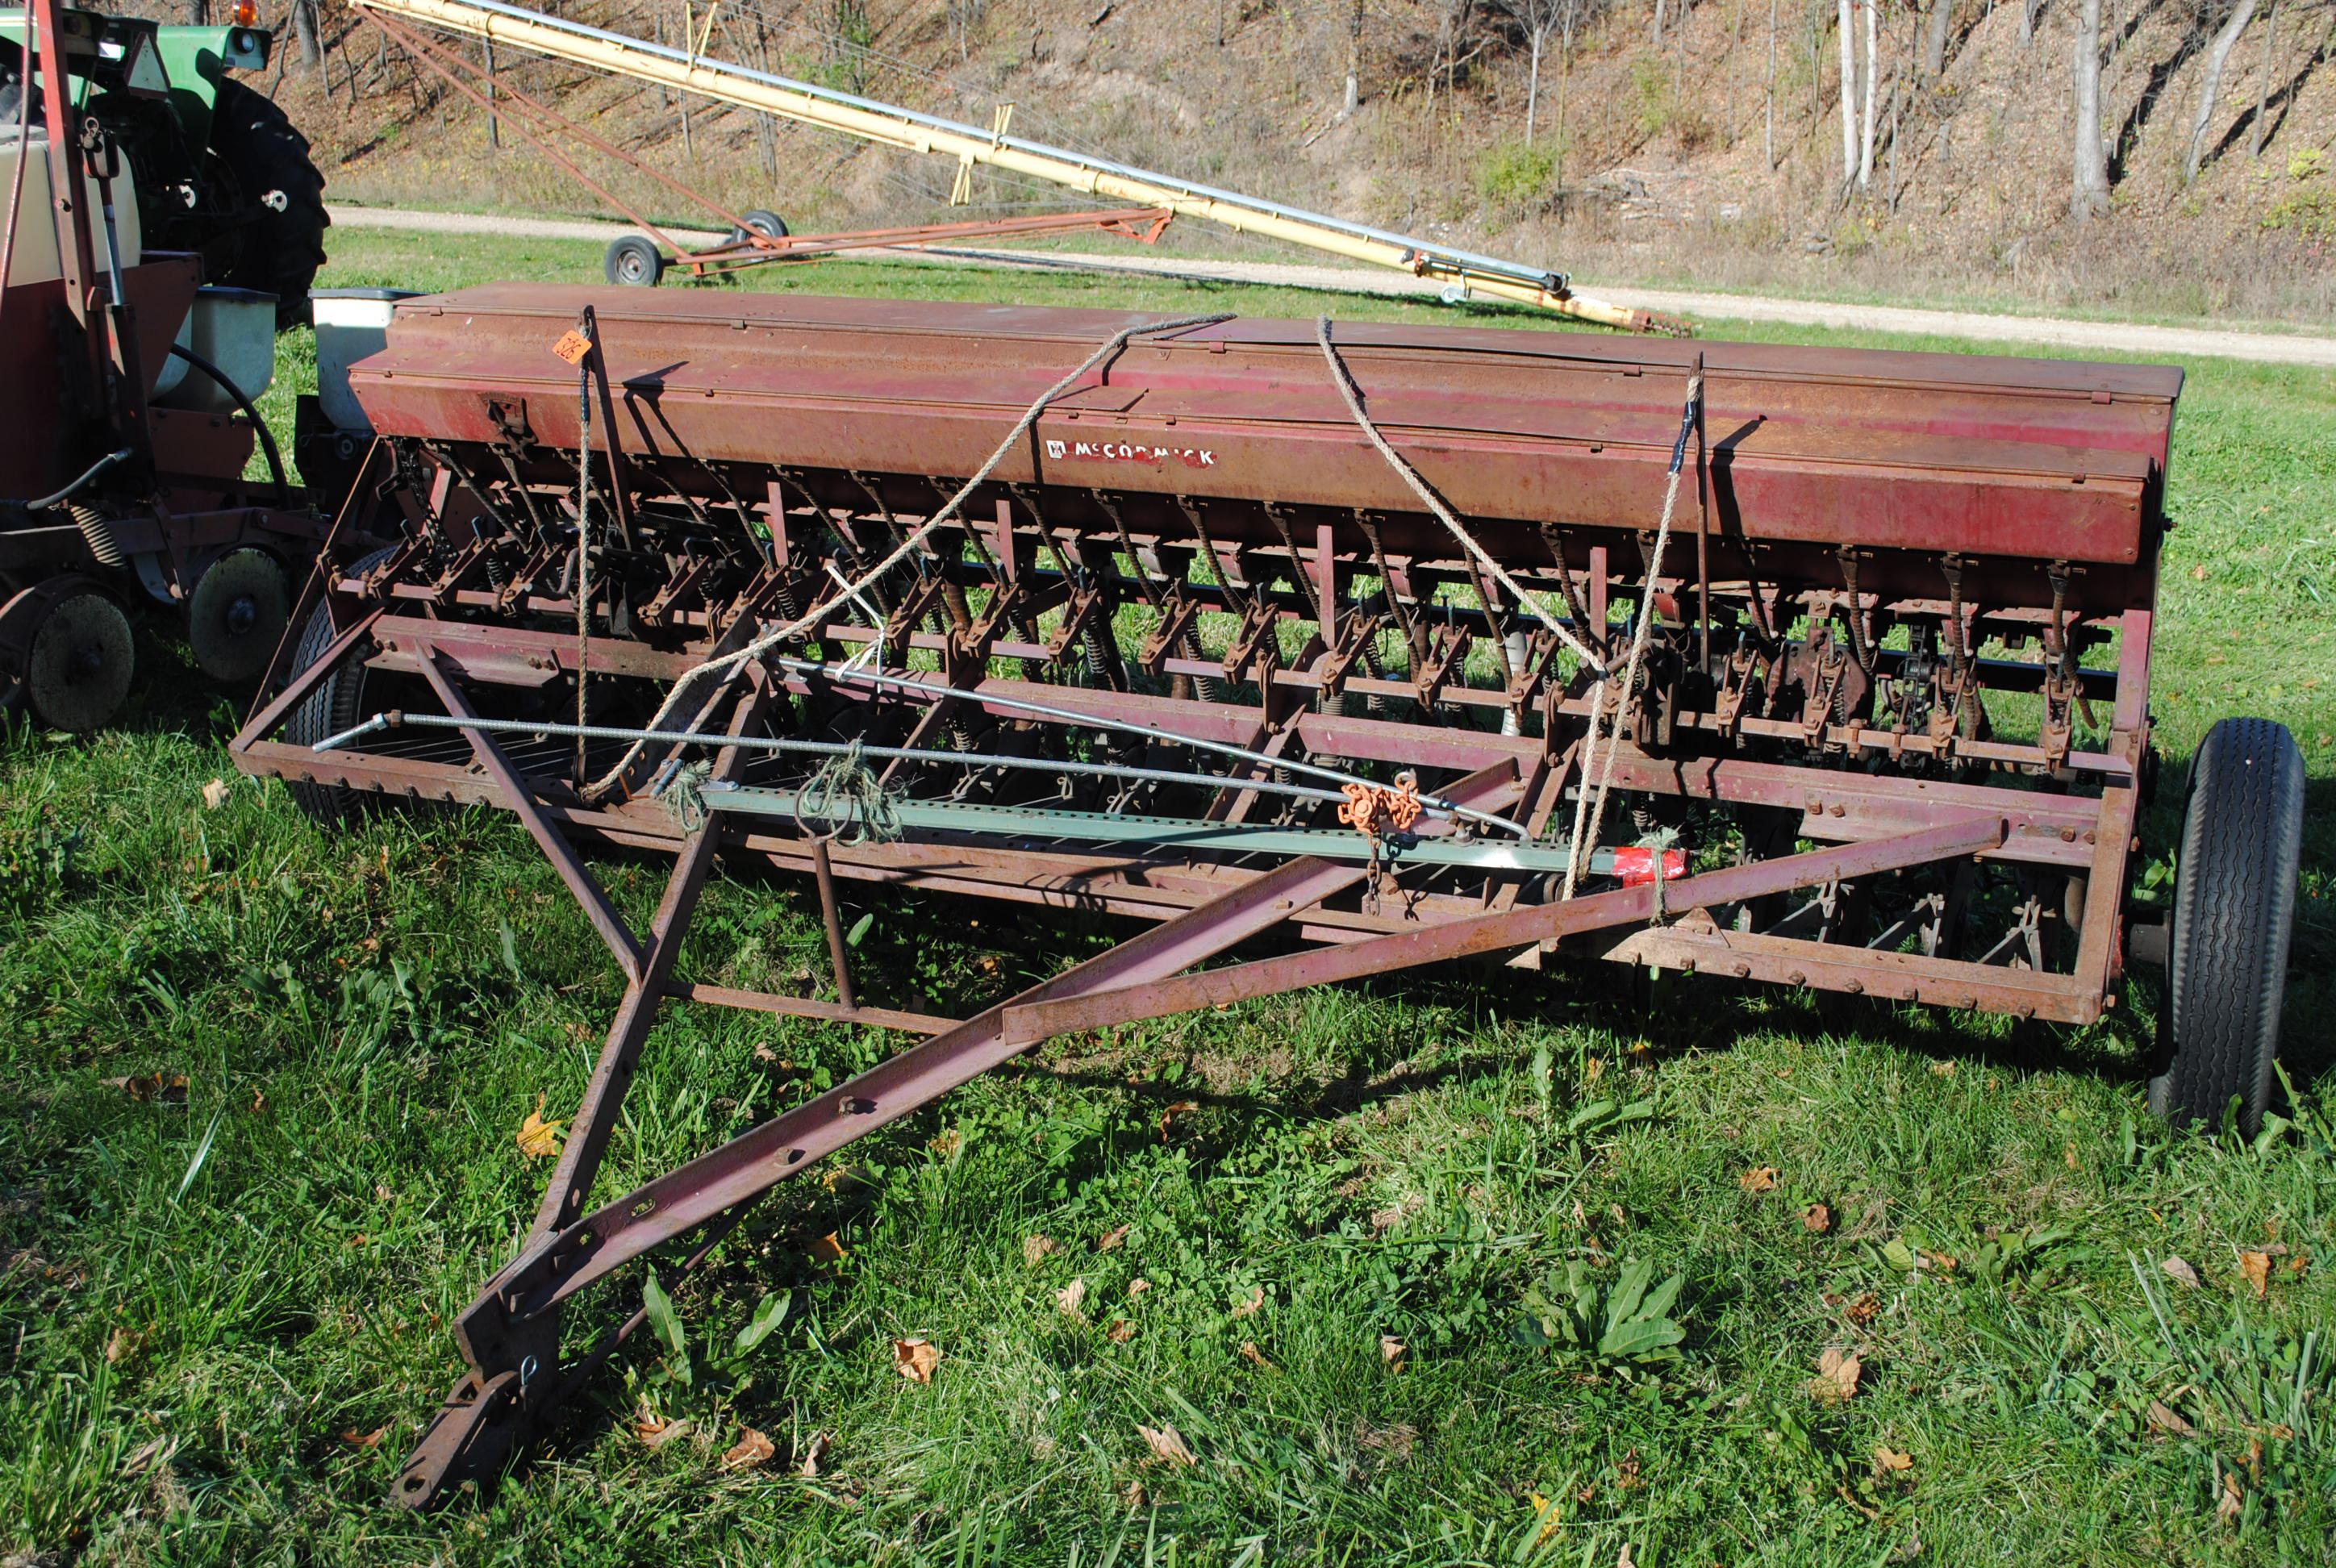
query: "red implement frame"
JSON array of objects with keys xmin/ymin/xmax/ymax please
[{"xmin": 228, "ymin": 285, "xmax": 2171, "ymax": 1508}]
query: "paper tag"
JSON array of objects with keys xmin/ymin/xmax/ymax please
[{"xmin": 551, "ymin": 329, "xmax": 592, "ymax": 366}]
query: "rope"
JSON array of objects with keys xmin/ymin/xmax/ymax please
[
  {"xmin": 793, "ymin": 741, "xmax": 903, "ymax": 846},
  {"xmin": 1558, "ymin": 369, "xmax": 1704, "ymax": 902},
  {"xmin": 1313, "ymin": 317, "xmax": 1608, "ymax": 680},
  {"xmin": 653, "ymin": 757, "xmax": 713, "ymax": 832},
  {"xmin": 578, "ymin": 309, "xmax": 1237, "ymax": 801}
]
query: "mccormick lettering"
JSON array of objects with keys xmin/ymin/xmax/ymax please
[{"xmin": 1044, "ymin": 438, "xmax": 1218, "ymax": 469}]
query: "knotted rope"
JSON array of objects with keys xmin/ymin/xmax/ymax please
[{"xmin": 792, "ymin": 740, "xmax": 903, "ymax": 847}]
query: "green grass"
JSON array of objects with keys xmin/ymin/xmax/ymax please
[{"xmin": 6, "ymin": 229, "xmax": 2334, "ymax": 1566}]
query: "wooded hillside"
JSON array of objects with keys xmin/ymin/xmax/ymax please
[{"xmin": 163, "ymin": 0, "xmax": 2336, "ymax": 320}]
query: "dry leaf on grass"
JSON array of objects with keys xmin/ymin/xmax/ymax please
[
  {"xmin": 1055, "ymin": 1278, "xmax": 1087, "ymax": 1319},
  {"xmin": 1096, "ymin": 1224, "xmax": 1131, "ymax": 1252},
  {"xmin": 1802, "ymin": 1203, "xmax": 1833, "ymax": 1233},
  {"xmin": 2238, "ymin": 1250, "xmax": 2272, "ymax": 1299},
  {"xmin": 1238, "ymin": 1341, "xmax": 1273, "ymax": 1370},
  {"xmin": 201, "ymin": 778, "xmax": 232, "ymax": 811},
  {"xmin": 1872, "ymin": 1445, "xmax": 1913, "ymax": 1473},
  {"xmin": 337, "ymin": 1424, "xmax": 388, "ymax": 1449},
  {"xmin": 2161, "ymin": 1256, "xmax": 2202, "ymax": 1289},
  {"xmin": 1156, "ymin": 1099, "xmax": 1199, "ymax": 1139},
  {"xmin": 1128, "ymin": 1278, "xmax": 1150, "ymax": 1301},
  {"xmin": 1807, "ymin": 1347, "xmax": 1863, "ymax": 1403},
  {"xmin": 1379, "ymin": 1333, "xmax": 1406, "ymax": 1370},
  {"xmin": 123, "ymin": 1435, "xmax": 177, "ymax": 1476},
  {"xmin": 1231, "ymin": 1286, "xmax": 1265, "ymax": 1319},
  {"xmin": 109, "ymin": 1073, "xmax": 190, "ymax": 1104},
  {"xmin": 720, "ymin": 1428, "xmax": 776, "ymax": 1471},
  {"xmin": 1137, "ymin": 1423, "xmax": 1196, "ymax": 1467},
  {"xmin": 632, "ymin": 1405, "xmax": 690, "ymax": 1448},
  {"xmin": 892, "ymin": 1337, "xmax": 940, "ymax": 1384},
  {"xmin": 807, "ymin": 1232, "xmax": 847, "ymax": 1264},
  {"xmin": 2217, "ymin": 1470, "xmax": 2243, "ymax": 1525},
  {"xmin": 1739, "ymin": 1166, "xmax": 1779, "ymax": 1194},
  {"xmin": 514, "ymin": 1095, "xmax": 565, "ymax": 1158},
  {"xmin": 104, "ymin": 1328, "xmax": 141, "ymax": 1364},
  {"xmin": 1106, "ymin": 1318, "xmax": 1135, "ymax": 1343},
  {"xmin": 927, "ymin": 1128, "xmax": 964, "ymax": 1161},
  {"xmin": 2146, "ymin": 1399, "xmax": 2195, "ymax": 1437},
  {"xmin": 796, "ymin": 1430, "xmax": 831, "ymax": 1478},
  {"xmin": 1842, "ymin": 1291, "xmax": 1880, "ymax": 1326},
  {"xmin": 1023, "ymin": 1234, "xmax": 1059, "ymax": 1266}
]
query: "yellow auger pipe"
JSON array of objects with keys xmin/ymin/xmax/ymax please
[{"xmin": 352, "ymin": 0, "xmax": 1683, "ymax": 333}]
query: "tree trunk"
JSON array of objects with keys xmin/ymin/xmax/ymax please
[
  {"xmin": 1838, "ymin": 0, "xmax": 1860, "ymax": 188},
  {"xmin": 482, "ymin": 38, "xmax": 498, "ymax": 148},
  {"xmin": 292, "ymin": 0, "xmax": 323, "ymax": 71},
  {"xmin": 1526, "ymin": 25, "xmax": 1544, "ymax": 142},
  {"xmin": 1654, "ymin": 0, "xmax": 1666, "ymax": 48},
  {"xmin": 1765, "ymin": 0, "xmax": 1779, "ymax": 166},
  {"xmin": 1924, "ymin": 0, "xmax": 1952, "ymax": 77},
  {"xmin": 2021, "ymin": 0, "xmax": 2040, "ymax": 44},
  {"xmin": 1345, "ymin": 0, "xmax": 1362, "ymax": 115},
  {"xmin": 2250, "ymin": 0, "xmax": 2280, "ymax": 156},
  {"xmin": 2184, "ymin": 0, "xmax": 2259, "ymax": 181},
  {"xmin": 2071, "ymin": 0, "xmax": 2112, "ymax": 216},
  {"xmin": 1858, "ymin": 0, "xmax": 1879, "ymax": 187}
]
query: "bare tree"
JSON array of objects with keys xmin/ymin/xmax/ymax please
[
  {"xmin": 2185, "ymin": 0, "xmax": 2259, "ymax": 181},
  {"xmin": 2250, "ymin": 0, "xmax": 2281, "ymax": 155},
  {"xmin": 1764, "ymin": 0, "xmax": 1779, "ymax": 165},
  {"xmin": 1834, "ymin": 0, "xmax": 1855, "ymax": 180},
  {"xmin": 1494, "ymin": 0, "xmax": 1565, "ymax": 141},
  {"xmin": 2071, "ymin": 0, "xmax": 2112, "ymax": 216},
  {"xmin": 1345, "ymin": 0, "xmax": 1364, "ymax": 115},
  {"xmin": 1923, "ymin": 0, "xmax": 1953, "ymax": 77},
  {"xmin": 1858, "ymin": 0, "xmax": 1879, "ymax": 187},
  {"xmin": 291, "ymin": 0, "xmax": 323, "ymax": 71}
]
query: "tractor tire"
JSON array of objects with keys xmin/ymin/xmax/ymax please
[
  {"xmin": 2149, "ymin": 718, "xmax": 2305, "ymax": 1136},
  {"xmin": 604, "ymin": 235, "xmax": 664, "ymax": 287},
  {"xmin": 208, "ymin": 77, "xmax": 330, "ymax": 329},
  {"xmin": 732, "ymin": 208, "xmax": 788, "ymax": 242},
  {"xmin": 281, "ymin": 548, "xmax": 394, "ymax": 825}
]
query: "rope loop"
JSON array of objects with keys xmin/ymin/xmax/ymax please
[{"xmin": 793, "ymin": 740, "xmax": 903, "ymax": 847}]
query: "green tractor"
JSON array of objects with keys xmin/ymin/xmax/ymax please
[{"xmin": 2, "ymin": 4, "xmax": 328, "ymax": 325}]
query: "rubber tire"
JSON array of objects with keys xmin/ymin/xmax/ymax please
[
  {"xmin": 735, "ymin": 208, "xmax": 788, "ymax": 242},
  {"xmin": 207, "ymin": 77, "xmax": 331, "ymax": 330},
  {"xmin": 604, "ymin": 235, "xmax": 664, "ymax": 286},
  {"xmin": 280, "ymin": 548, "xmax": 395, "ymax": 826},
  {"xmin": 2149, "ymin": 717, "xmax": 2305, "ymax": 1136}
]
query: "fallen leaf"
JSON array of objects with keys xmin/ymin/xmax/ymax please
[
  {"xmin": 807, "ymin": 1232, "xmax": 847, "ymax": 1264},
  {"xmin": 1929, "ymin": 1059, "xmax": 1956, "ymax": 1077},
  {"xmin": 2191, "ymin": 562, "xmax": 2209, "ymax": 581},
  {"xmin": 1156, "ymin": 1099, "xmax": 1199, "ymax": 1139},
  {"xmin": 1124, "ymin": 1480, "xmax": 1147, "ymax": 1509},
  {"xmin": 111, "ymin": 1073, "xmax": 190, "ymax": 1105},
  {"xmin": 1380, "ymin": 1333, "xmax": 1406, "ymax": 1370},
  {"xmin": 123, "ymin": 1435, "xmax": 177, "ymax": 1475},
  {"xmin": 1528, "ymin": 1492, "xmax": 1562, "ymax": 1545},
  {"xmin": 720, "ymin": 1428, "xmax": 776, "ymax": 1471},
  {"xmin": 1231, "ymin": 1286, "xmax": 1265, "ymax": 1319},
  {"xmin": 1370, "ymin": 1201, "xmax": 1412, "ymax": 1232},
  {"xmin": 927, "ymin": 1128, "xmax": 964, "ymax": 1160},
  {"xmin": 249, "ymin": 1087, "xmax": 269, "ymax": 1114},
  {"xmin": 338, "ymin": 1424, "xmax": 388, "ymax": 1449},
  {"xmin": 1023, "ymin": 1234, "xmax": 1059, "ymax": 1266},
  {"xmin": 201, "ymin": 778, "xmax": 231, "ymax": 810},
  {"xmin": 1096, "ymin": 1224, "xmax": 1131, "ymax": 1252},
  {"xmin": 1358, "ymin": 1422, "xmax": 1415, "ymax": 1459},
  {"xmin": 1137, "ymin": 1422, "xmax": 1195, "ymax": 1467},
  {"xmin": 1055, "ymin": 1278, "xmax": 1088, "ymax": 1319},
  {"xmin": 1873, "ymin": 1445, "xmax": 1913, "ymax": 1473},
  {"xmin": 753, "ymin": 1042, "xmax": 780, "ymax": 1063},
  {"xmin": 2288, "ymin": 1254, "xmax": 2311, "ymax": 1278},
  {"xmin": 892, "ymin": 1337, "xmax": 940, "ymax": 1384},
  {"xmin": 2064, "ymin": 1141, "xmax": 2080, "ymax": 1170},
  {"xmin": 1584, "ymin": 1056, "xmax": 1606, "ymax": 1082},
  {"xmin": 2146, "ymin": 1399, "xmax": 2195, "ymax": 1437},
  {"xmin": 2162, "ymin": 1256, "xmax": 2201, "ymax": 1289},
  {"xmin": 1803, "ymin": 1203, "xmax": 1833, "ymax": 1233},
  {"xmin": 1615, "ymin": 1449, "xmax": 1643, "ymax": 1490},
  {"xmin": 1808, "ymin": 1347, "xmax": 1863, "ymax": 1403},
  {"xmin": 104, "ymin": 1327, "xmax": 141, "ymax": 1364},
  {"xmin": 1128, "ymin": 1278, "xmax": 1151, "ymax": 1301},
  {"xmin": 1739, "ymin": 1166, "xmax": 1779, "ymax": 1194},
  {"xmin": 514, "ymin": 1094, "xmax": 565, "ymax": 1158},
  {"xmin": 1105, "ymin": 1318, "xmax": 1135, "ymax": 1343},
  {"xmin": 1616, "ymin": 1543, "xmax": 1637, "ymax": 1568},
  {"xmin": 2238, "ymin": 1250, "xmax": 2271, "ymax": 1299},
  {"xmin": 2217, "ymin": 1470, "xmax": 2242, "ymax": 1525},
  {"xmin": 1842, "ymin": 1292, "xmax": 1880, "ymax": 1326},
  {"xmin": 1238, "ymin": 1340, "xmax": 1273, "ymax": 1370},
  {"xmin": 796, "ymin": 1430, "xmax": 831, "ymax": 1478},
  {"xmin": 373, "ymin": 1183, "xmax": 394, "ymax": 1204}
]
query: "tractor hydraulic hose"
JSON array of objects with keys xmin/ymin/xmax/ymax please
[
  {"xmin": 167, "ymin": 342, "xmax": 290, "ymax": 507},
  {"xmin": 24, "ymin": 448, "xmax": 132, "ymax": 511}
]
